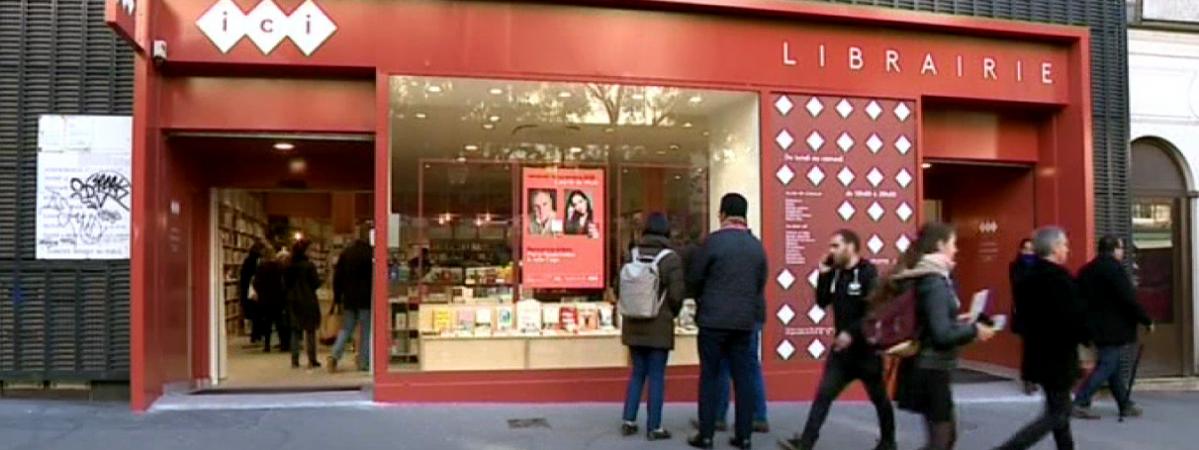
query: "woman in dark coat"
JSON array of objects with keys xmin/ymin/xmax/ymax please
[
  {"xmin": 620, "ymin": 212, "xmax": 686, "ymax": 441},
  {"xmin": 239, "ymin": 242, "xmax": 265, "ymax": 342},
  {"xmin": 253, "ymin": 246, "xmax": 288, "ymax": 353},
  {"xmin": 285, "ymin": 239, "xmax": 323, "ymax": 368}
]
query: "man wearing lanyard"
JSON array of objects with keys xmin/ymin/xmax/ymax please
[{"xmin": 782, "ymin": 229, "xmax": 896, "ymax": 450}]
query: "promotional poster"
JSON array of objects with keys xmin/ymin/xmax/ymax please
[{"xmin": 521, "ymin": 168, "xmax": 605, "ymax": 289}]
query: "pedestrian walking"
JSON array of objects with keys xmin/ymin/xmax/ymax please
[
  {"xmin": 1071, "ymin": 235, "xmax": 1153, "ymax": 420},
  {"xmin": 781, "ymin": 229, "xmax": 896, "ymax": 450},
  {"xmin": 239, "ymin": 242, "xmax": 266, "ymax": 343},
  {"xmin": 995, "ymin": 226, "xmax": 1089, "ymax": 450},
  {"xmin": 686, "ymin": 193, "xmax": 768, "ymax": 450},
  {"xmin": 328, "ymin": 228, "xmax": 374, "ymax": 373},
  {"xmin": 285, "ymin": 239, "xmax": 323, "ymax": 369},
  {"xmin": 619, "ymin": 212, "xmax": 687, "ymax": 441},
  {"xmin": 253, "ymin": 244, "xmax": 289, "ymax": 352},
  {"xmin": 1009, "ymin": 238, "xmax": 1038, "ymax": 395},
  {"xmin": 891, "ymin": 222, "xmax": 996, "ymax": 450}
]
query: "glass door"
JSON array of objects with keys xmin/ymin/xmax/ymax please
[{"xmin": 1132, "ymin": 198, "xmax": 1186, "ymax": 377}]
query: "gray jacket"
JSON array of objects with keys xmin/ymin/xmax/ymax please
[{"xmin": 914, "ymin": 274, "xmax": 978, "ymax": 370}]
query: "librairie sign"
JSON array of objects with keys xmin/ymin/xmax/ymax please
[
  {"xmin": 781, "ymin": 41, "xmax": 1056, "ymax": 86},
  {"xmin": 196, "ymin": 0, "xmax": 337, "ymax": 56}
]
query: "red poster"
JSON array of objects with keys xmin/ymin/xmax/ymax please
[{"xmin": 521, "ymin": 168, "xmax": 605, "ymax": 289}]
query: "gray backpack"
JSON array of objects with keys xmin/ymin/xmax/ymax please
[{"xmin": 619, "ymin": 248, "xmax": 674, "ymax": 319}]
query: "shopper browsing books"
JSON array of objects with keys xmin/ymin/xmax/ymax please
[
  {"xmin": 285, "ymin": 239, "xmax": 324, "ymax": 369},
  {"xmin": 619, "ymin": 212, "xmax": 686, "ymax": 441}
]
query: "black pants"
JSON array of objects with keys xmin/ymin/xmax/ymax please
[
  {"xmin": 291, "ymin": 328, "xmax": 318, "ymax": 366},
  {"xmin": 698, "ymin": 327, "xmax": 757, "ymax": 441},
  {"xmin": 260, "ymin": 304, "xmax": 289, "ymax": 351},
  {"xmin": 799, "ymin": 351, "xmax": 896, "ymax": 445},
  {"xmin": 996, "ymin": 386, "xmax": 1074, "ymax": 450}
]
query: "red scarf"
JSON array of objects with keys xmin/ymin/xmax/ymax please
[{"xmin": 720, "ymin": 217, "xmax": 749, "ymax": 231}]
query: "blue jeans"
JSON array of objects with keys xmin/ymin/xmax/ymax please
[
  {"xmin": 1074, "ymin": 344, "xmax": 1133, "ymax": 412},
  {"xmin": 330, "ymin": 308, "xmax": 371, "ymax": 370},
  {"xmin": 623, "ymin": 346, "xmax": 670, "ymax": 430},
  {"xmin": 715, "ymin": 323, "xmax": 768, "ymax": 423},
  {"xmin": 698, "ymin": 328, "xmax": 758, "ymax": 440}
]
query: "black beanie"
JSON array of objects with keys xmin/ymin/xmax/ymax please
[
  {"xmin": 720, "ymin": 193, "xmax": 748, "ymax": 218},
  {"xmin": 644, "ymin": 212, "xmax": 670, "ymax": 237}
]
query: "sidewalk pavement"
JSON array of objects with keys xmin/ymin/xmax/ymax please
[{"xmin": 0, "ymin": 388, "xmax": 1195, "ymax": 450}]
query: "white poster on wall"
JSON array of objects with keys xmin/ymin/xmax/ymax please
[{"xmin": 35, "ymin": 115, "xmax": 132, "ymax": 260}]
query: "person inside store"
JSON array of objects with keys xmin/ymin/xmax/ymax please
[
  {"xmin": 328, "ymin": 227, "xmax": 375, "ymax": 373},
  {"xmin": 890, "ymin": 222, "xmax": 995, "ymax": 450},
  {"xmin": 239, "ymin": 241, "xmax": 266, "ymax": 345},
  {"xmin": 253, "ymin": 243, "xmax": 289, "ymax": 353},
  {"xmin": 1009, "ymin": 237, "xmax": 1039, "ymax": 395},
  {"xmin": 781, "ymin": 229, "xmax": 896, "ymax": 450},
  {"xmin": 285, "ymin": 239, "xmax": 324, "ymax": 369},
  {"xmin": 408, "ymin": 247, "xmax": 432, "ymax": 282},
  {"xmin": 686, "ymin": 193, "xmax": 767, "ymax": 450},
  {"xmin": 619, "ymin": 212, "xmax": 686, "ymax": 441},
  {"xmin": 564, "ymin": 190, "xmax": 600, "ymax": 239},
  {"xmin": 528, "ymin": 189, "xmax": 562, "ymax": 236}
]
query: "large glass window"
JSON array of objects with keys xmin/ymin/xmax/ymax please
[{"xmin": 386, "ymin": 76, "xmax": 759, "ymax": 372}]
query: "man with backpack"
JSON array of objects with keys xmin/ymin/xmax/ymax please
[
  {"xmin": 782, "ymin": 230, "xmax": 896, "ymax": 450},
  {"xmin": 686, "ymin": 193, "xmax": 767, "ymax": 450}
]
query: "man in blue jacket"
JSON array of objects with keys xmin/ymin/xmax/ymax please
[{"xmin": 687, "ymin": 193, "xmax": 768, "ymax": 450}]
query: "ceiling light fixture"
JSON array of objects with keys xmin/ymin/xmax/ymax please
[
  {"xmin": 922, "ymin": 163, "xmax": 933, "ymax": 169},
  {"xmin": 273, "ymin": 142, "xmax": 295, "ymax": 151},
  {"xmin": 489, "ymin": 88, "xmax": 504, "ymax": 95},
  {"xmin": 488, "ymin": 115, "xmax": 501, "ymax": 123},
  {"xmin": 482, "ymin": 123, "xmax": 495, "ymax": 130},
  {"xmin": 682, "ymin": 122, "xmax": 693, "ymax": 128},
  {"xmin": 689, "ymin": 95, "xmax": 703, "ymax": 104},
  {"xmin": 558, "ymin": 91, "xmax": 572, "ymax": 98},
  {"xmin": 631, "ymin": 93, "xmax": 645, "ymax": 100},
  {"xmin": 464, "ymin": 144, "xmax": 479, "ymax": 151},
  {"xmin": 414, "ymin": 112, "xmax": 427, "ymax": 119},
  {"xmin": 426, "ymin": 85, "xmax": 443, "ymax": 93}
]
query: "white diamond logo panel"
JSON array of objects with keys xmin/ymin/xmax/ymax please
[
  {"xmin": 894, "ymin": 102, "xmax": 913, "ymax": 122},
  {"xmin": 836, "ymin": 132, "xmax": 855, "ymax": 153},
  {"xmin": 196, "ymin": 0, "xmax": 247, "ymax": 54},
  {"xmin": 896, "ymin": 234, "xmax": 912, "ymax": 253},
  {"xmin": 807, "ymin": 305, "xmax": 827, "ymax": 324},
  {"xmin": 867, "ymin": 201, "xmax": 885, "ymax": 222},
  {"xmin": 807, "ymin": 339, "xmax": 827, "ymax": 359},
  {"xmin": 287, "ymin": 0, "xmax": 338, "ymax": 56},
  {"xmin": 865, "ymin": 100, "xmax": 883, "ymax": 120},
  {"xmin": 837, "ymin": 166, "xmax": 855, "ymax": 187},
  {"xmin": 896, "ymin": 202, "xmax": 914, "ymax": 222},
  {"xmin": 244, "ymin": 0, "xmax": 289, "ymax": 54},
  {"xmin": 808, "ymin": 269, "xmax": 820, "ymax": 288},
  {"xmin": 805, "ymin": 97, "xmax": 824, "ymax": 117},
  {"xmin": 836, "ymin": 99, "xmax": 854, "ymax": 118},
  {"xmin": 866, "ymin": 167, "xmax": 884, "ymax": 188},
  {"xmin": 777, "ymin": 340, "xmax": 797, "ymax": 360},
  {"xmin": 837, "ymin": 201, "xmax": 856, "ymax": 221},
  {"xmin": 806, "ymin": 131, "xmax": 825, "ymax": 152},
  {"xmin": 866, "ymin": 133, "xmax": 884, "ymax": 153},
  {"xmin": 868, "ymin": 234, "xmax": 885, "ymax": 254},
  {"xmin": 895, "ymin": 135, "xmax": 913, "ymax": 155},
  {"xmin": 776, "ymin": 269, "xmax": 796, "ymax": 290},
  {"xmin": 774, "ymin": 95, "xmax": 794, "ymax": 116},
  {"xmin": 806, "ymin": 165, "xmax": 826, "ymax": 187},
  {"xmin": 776, "ymin": 129, "xmax": 795, "ymax": 151},
  {"xmin": 776, "ymin": 165, "xmax": 796, "ymax": 186},
  {"xmin": 896, "ymin": 168, "xmax": 913, "ymax": 188},
  {"xmin": 777, "ymin": 304, "xmax": 797, "ymax": 326}
]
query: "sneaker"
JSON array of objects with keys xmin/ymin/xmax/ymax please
[
  {"xmin": 687, "ymin": 435, "xmax": 714, "ymax": 449},
  {"xmin": 647, "ymin": 429, "xmax": 672, "ymax": 441},
  {"xmin": 1071, "ymin": 407, "xmax": 1101, "ymax": 420},
  {"xmin": 729, "ymin": 436, "xmax": 752, "ymax": 450},
  {"xmin": 690, "ymin": 418, "xmax": 729, "ymax": 432},
  {"xmin": 777, "ymin": 438, "xmax": 812, "ymax": 450},
  {"xmin": 1120, "ymin": 404, "xmax": 1144, "ymax": 419},
  {"xmin": 753, "ymin": 420, "xmax": 770, "ymax": 434},
  {"xmin": 621, "ymin": 422, "xmax": 639, "ymax": 437},
  {"xmin": 326, "ymin": 356, "xmax": 338, "ymax": 374}
]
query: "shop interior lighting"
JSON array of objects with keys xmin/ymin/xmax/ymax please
[
  {"xmin": 293, "ymin": 231, "xmax": 303, "ymax": 241},
  {"xmin": 273, "ymin": 142, "xmax": 295, "ymax": 151},
  {"xmin": 488, "ymin": 115, "xmax": 501, "ymax": 123},
  {"xmin": 558, "ymin": 91, "xmax": 572, "ymax": 98},
  {"xmin": 464, "ymin": 144, "xmax": 479, "ymax": 151},
  {"xmin": 482, "ymin": 123, "xmax": 495, "ymax": 130},
  {"xmin": 631, "ymin": 93, "xmax": 645, "ymax": 100},
  {"xmin": 489, "ymin": 88, "xmax": 504, "ymax": 95},
  {"xmin": 426, "ymin": 85, "xmax": 443, "ymax": 93},
  {"xmin": 415, "ymin": 112, "xmax": 427, "ymax": 119},
  {"xmin": 922, "ymin": 163, "xmax": 933, "ymax": 169},
  {"xmin": 689, "ymin": 95, "xmax": 703, "ymax": 104},
  {"xmin": 682, "ymin": 122, "xmax": 693, "ymax": 128}
]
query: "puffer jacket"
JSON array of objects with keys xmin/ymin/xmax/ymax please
[
  {"xmin": 620, "ymin": 235, "xmax": 686, "ymax": 350},
  {"xmin": 913, "ymin": 274, "xmax": 978, "ymax": 371}
]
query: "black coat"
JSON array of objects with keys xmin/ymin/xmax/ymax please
[
  {"xmin": 253, "ymin": 259, "xmax": 286, "ymax": 311},
  {"xmin": 285, "ymin": 255, "xmax": 323, "ymax": 331},
  {"xmin": 1009, "ymin": 255, "xmax": 1036, "ymax": 335},
  {"xmin": 621, "ymin": 235, "xmax": 686, "ymax": 350},
  {"xmin": 238, "ymin": 253, "xmax": 260, "ymax": 306},
  {"xmin": 334, "ymin": 240, "xmax": 373, "ymax": 311},
  {"xmin": 816, "ymin": 259, "xmax": 878, "ymax": 355},
  {"xmin": 687, "ymin": 227, "xmax": 767, "ymax": 331},
  {"xmin": 1077, "ymin": 255, "xmax": 1151, "ymax": 347},
  {"xmin": 1014, "ymin": 258, "xmax": 1088, "ymax": 389}
]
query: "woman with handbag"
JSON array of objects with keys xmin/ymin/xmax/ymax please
[{"xmin": 285, "ymin": 239, "xmax": 324, "ymax": 369}]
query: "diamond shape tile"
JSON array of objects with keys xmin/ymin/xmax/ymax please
[
  {"xmin": 866, "ymin": 167, "xmax": 884, "ymax": 187},
  {"xmin": 806, "ymin": 97, "xmax": 824, "ymax": 117},
  {"xmin": 806, "ymin": 131, "xmax": 825, "ymax": 152},
  {"xmin": 807, "ymin": 305, "xmax": 827, "ymax": 324},
  {"xmin": 867, "ymin": 202, "xmax": 885, "ymax": 222},
  {"xmin": 196, "ymin": 0, "xmax": 247, "ymax": 54},
  {"xmin": 776, "ymin": 165, "xmax": 795, "ymax": 185},
  {"xmin": 837, "ymin": 132, "xmax": 855, "ymax": 153},
  {"xmin": 895, "ymin": 135, "xmax": 912, "ymax": 155},
  {"xmin": 837, "ymin": 201, "xmax": 856, "ymax": 221},
  {"xmin": 837, "ymin": 166, "xmax": 855, "ymax": 187},
  {"xmin": 806, "ymin": 165, "xmax": 826, "ymax": 187},
  {"xmin": 866, "ymin": 133, "xmax": 884, "ymax": 153},
  {"xmin": 866, "ymin": 100, "xmax": 883, "ymax": 120},
  {"xmin": 287, "ymin": 0, "xmax": 338, "ymax": 56},
  {"xmin": 778, "ymin": 340, "xmax": 797, "ymax": 360},
  {"xmin": 777, "ymin": 304, "xmax": 797, "ymax": 325},
  {"xmin": 774, "ymin": 95, "xmax": 794, "ymax": 116},
  {"xmin": 245, "ymin": 0, "xmax": 289, "ymax": 54},
  {"xmin": 896, "ymin": 235, "xmax": 912, "ymax": 253},
  {"xmin": 807, "ymin": 339, "xmax": 827, "ymax": 359},
  {"xmin": 775, "ymin": 129, "xmax": 795, "ymax": 151},
  {"xmin": 867, "ymin": 234, "xmax": 885, "ymax": 254},
  {"xmin": 808, "ymin": 269, "xmax": 820, "ymax": 288},
  {"xmin": 896, "ymin": 168, "xmax": 913, "ymax": 188},
  {"xmin": 777, "ymin": 269, "xmax": 796, "ymax": 290},
  {"xmin": 894, "ymin": 102, "xmax": 912, "ymax": 122},
  {"xmin": 897, "ymin": 202, "xmax": 914, "ymax": 222},
  {"xmin": 836, "ymin": 99, "xmax": 854, "ymax": 118}
]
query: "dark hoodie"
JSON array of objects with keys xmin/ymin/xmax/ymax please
[{"xmin": 816, "ymin": 258, "xmax": 878, "ymax": 354}]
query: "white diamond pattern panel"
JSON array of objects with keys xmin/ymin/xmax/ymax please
[
  {"xmin": 776, "ymin": 165, "xmax": 796, "ymax": 185},
  {"xmin": 777, "ymin": 340, "xmax": 797, "ymax": 360},
  {"xmin": 895, "ymin": 135, "xmax": 912, "ymax": 155},
  {"xmin": 245, "ymin": 0, "xmax": 289, "ymax": 54},
  {"xmin": 806, "ymin": 131, "xmax": 825, "ymax": 152},
  {"xmin": 867, "ymin": 202, "xmax": 885, "ymax": 222},
  {"xmin": 836, "ymin": 99, "xmax": 854, "ymax": 118},
  {"xmin": 806, "ymin": 165, "xmax": 826, "ymax": 187},
  {"xmin": 866, "ymin": 167, "xmax": 885, "ymax": 187},
  {"xmin": 894, "ymin": 102, "xmax": 912, "ymax": 122},
  {"xmin": 806, "ymin": 97, "xmax": 824, "ymax": 117},
  {"xmin": 775, "ymin": 96, "xmax": 794, "ymax": 116},
  {"xmin": 776, "ymin": 130, "xmax": 795, "ymax": 151},
  {"xmin": 196, "ymin": 0, "xmax": 247, "ymax": 53},
  {"xmin": 896, "ymin": 202, "xmax": 914, "ymax": 222},
  {"xmin": 777, "ymin": 269, "xmax": 796, "ymax": 290},
  {"xmin": 896, "ymin": 235, "xmax": 912, "ymax": 253},
  {"xmin": 808, "ymin": 269, "xmax": 820, "ymax": 288},
  {"xmin": 837, "ymin": 132, "xmax": 855, "ymax": 153},
  {"xmin": 896, "ymin": 168, "xmax": 913, "ymax": 188},
  {"xmin": 866, "ymin": 101, "xmax": 883, "ymax": 120},
  {"xmin": 807, "ymin": 305, "xmax": 826, "ymax": 324},
  {"xmin": 837, "ymin": 201, "xmax": 856, "ymax": 221},
  {"xmin": 868, "ymin": 234, "xmax": 885, "ymax": 254},
  {"xmin": 807, "ymin": 339, "xmax": 827, "ymax": 358},
  {"xmin": 866, "ymin": 133, "xmax": 884, "ymax": 153},
  {"xmin": 777, "ymin": 304, "xmax": 797, "ymax": 326},
  {"xmin": 837, "ymin": 166, "xmax": 855, "ymax": 187}
]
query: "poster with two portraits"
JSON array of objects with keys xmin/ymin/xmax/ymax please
[{"xmin": 522, "ymin": 168, "xmax": 604, "ymax": 289}]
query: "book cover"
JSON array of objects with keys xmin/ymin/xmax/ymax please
[
  {"xmin": 559, "ymin": 305, "xmax": 578, "ymax": 333},
  {"xmin": 542, "ymin": 304, "xmax": 561, "ymax": 331},
  {"xmin": 496, "ymin": 306, "xmax": 515, "ymax": 331},
  {"xmin": 517, "ymin": 299, "xmax": 542, "ymax": 334}
]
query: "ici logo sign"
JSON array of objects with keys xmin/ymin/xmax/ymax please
[{"xmin": 196, "ymin": 0, "xmax": 337, "ymax": 56}]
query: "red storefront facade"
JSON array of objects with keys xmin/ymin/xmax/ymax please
[{"xmin": 111, "ymin": 0, "xmax": 1093, "ymax": 412}]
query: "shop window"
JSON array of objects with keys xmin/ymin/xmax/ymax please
[{"xmin": 386, "ymin": 76, "xmax": 759, "ymax": 372}]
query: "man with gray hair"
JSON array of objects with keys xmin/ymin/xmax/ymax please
[{"xmin": 997, "ymin": 226, "xmax": 1089, "ymax": 450}]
